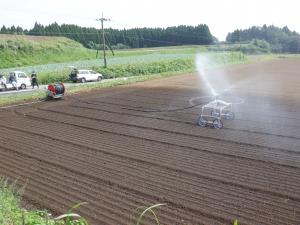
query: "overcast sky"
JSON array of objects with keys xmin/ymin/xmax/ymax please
[{"xmin": 1, "ymin": 0, "xmax": 299, "ymax": 40}]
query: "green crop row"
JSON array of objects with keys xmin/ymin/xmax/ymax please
[
  {"xmin": 93, "ymin": 58, "xmax": 195, "ymax": 79},
  {"xmin": 31, "ymin": 58, "xmax": 194, "ymax": 84},
  {"xmin": 30, "ymin": 52, "xmax": 247, "ymax": 84}
]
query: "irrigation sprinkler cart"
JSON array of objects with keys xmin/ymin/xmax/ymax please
[{"xmin": 198, "ymin": 99, "xmax": 234, "ymax": 129}]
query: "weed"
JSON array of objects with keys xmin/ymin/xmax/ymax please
[{"xmin": 135, "ymin": 203, "xmax": 165, "ymax": 225}]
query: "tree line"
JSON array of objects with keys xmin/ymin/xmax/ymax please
[
  {"xmin": 226, "ymin": 25, "xmax": 300, "ymax": 53},
  {"xmin": 2, "ymin": 23, "xmax": 300, "ymax": 53},
  {"xmin": 0, "ymin": 22, "xmax": 215, "ymax": 49}
]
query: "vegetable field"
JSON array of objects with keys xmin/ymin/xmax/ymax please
[{"xmin": 1, "ymin": 51, "xmax": 246, "ymax": 84}]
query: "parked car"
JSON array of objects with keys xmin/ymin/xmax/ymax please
[
  {"xmin": 0, "ymin": 71, "xmax": 31, "ymax": 91},
  {"xmin": 69, "ymin": 69, "xmax": 103, "ymax": 83}
]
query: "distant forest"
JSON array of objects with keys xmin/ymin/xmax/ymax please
[
  {"xmin": 0, "ymin": 22, "xmax": 215, "ymax": 49},
  {"xmin": 226, "ymin": 25, "xmax": 300, "ymax": 53}
]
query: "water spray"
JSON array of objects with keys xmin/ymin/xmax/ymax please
[
  {"xmin": 195, "ymin": 53, "xmax": 238, "ymax": 129},
  {"xmin": 196, "ymin": 54, "xmax": 218, "ymax": 97}
]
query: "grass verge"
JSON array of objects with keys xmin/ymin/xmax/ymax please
[
  {"xmin": 0, "ymin": 90, "xmax": 46, "ymax": 107},
  {"xmin": 0, "ymin": 34, "xmax": 96, "ymax": 69}
]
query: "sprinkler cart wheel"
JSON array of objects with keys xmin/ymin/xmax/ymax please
[
  {"xmin": 197, "ymin": 117, "xmax": 207, "ymax": 127},
  {"xmin": 213, "ymin": 119, "xmax": 223, "ymax": 129}
]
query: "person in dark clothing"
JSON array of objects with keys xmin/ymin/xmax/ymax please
[
  {"xmin": 8, "ymin": 73, "xmax": 16, "ymax": 83},
  {"xmin": 8, "ymin": 73, "xmax": 18, "ymax": 90},
  {"xmin": 31, "ymin": 71, "xmax": 39, "ymax": 89}
]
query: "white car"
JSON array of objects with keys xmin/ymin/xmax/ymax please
[
  {"xmin": 70, "ymin": 69, "xmax": 103, "ymax": 83},
  {"xmin": 0, "ymin": 71, "xmax": 31, "ymax": 91}
]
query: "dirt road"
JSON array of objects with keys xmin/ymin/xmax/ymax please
[{"xmin": 0, "ymin": 58, "xmax": 300, "ymax": 225}]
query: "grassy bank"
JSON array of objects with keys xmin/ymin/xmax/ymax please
[
  {"xmin": 0, "ymin": 34, "xmax": 96, "ymax": 68},
  {"xmin": 0, "ymin": 35, "xmax": 206, "ymax": 71},
  {"xmin": 0, "ymin": 90, "xmax": 46, "ymax": 106}
]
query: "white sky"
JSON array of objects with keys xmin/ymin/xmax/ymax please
[{"xmin": 1, "ymin": 0, "xmax": 300, "ymax": 41}]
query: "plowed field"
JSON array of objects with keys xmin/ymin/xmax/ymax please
[{"xmin": 1, "ymin": 58, "xmax": 300, "ymax": 225}]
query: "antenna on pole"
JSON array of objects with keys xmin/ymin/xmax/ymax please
[{"xmin": 96, "ymin": 13, "xmax": 110, "ymax": 68}]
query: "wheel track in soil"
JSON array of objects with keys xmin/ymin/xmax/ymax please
[
  {"xmin": 74, "ymin": 96, "xmax": 300, "ymax": 124},
  {"xmin": 65, "ymin": 100, "xmax": 300, "ymax": 144},
  {"xmin": 85, "ymin": 94, "xmax": 300, "ymax": 119},
  {"xmin": 62, "ymin": 100, "xmax": 300, "ymax": 147},
  {"xmin": 93, "ymin": 89, "xmax": 300, "ymax": 112},
  {"xmin": 70, "ymin": 98, "xmax": 300, "ymax": 140},
  {"xmin": 69, "ymin": 102, "xmax": 300, "ymax": 140},
  {"xmin": 81, "ymin": 95, "xmax": 300, "ymax": 129},
  {"xmin": 34, "ymin": 106, "xmax": 300, "ymax": 160},
  {"xmin": 101, "ymin": 90, "xmax": 300, "ymax": 111},
  {"xmin": 98, "ymin": 94, "xmax": 300, "ymax": 123}
]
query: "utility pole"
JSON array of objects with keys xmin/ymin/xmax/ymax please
[{"xmin": 96, "ymin": 13, "xmax": 110, "ymax": 68}]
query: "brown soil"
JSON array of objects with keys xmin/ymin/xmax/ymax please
[{"xmin": 1, "ymin": 58, "xmax": 300, "ymax": 225}]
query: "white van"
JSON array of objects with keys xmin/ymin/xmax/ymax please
[{"xmin": 0, "ymin": 71, "xmax": 31, "ymax": 91}]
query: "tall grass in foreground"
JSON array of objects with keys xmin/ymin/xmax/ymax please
[
  {"xmin": 0, "ymin": 178, "xmax": 88, "ymax": 224},
  {"xmin": 0, "ymin": 177, "xmax": 163, "ymax": 225},
  {"xmin": 0, "ymin": 178, "xmax": 25, "ymax": 225}
]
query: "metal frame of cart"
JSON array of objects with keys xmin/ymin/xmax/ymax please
[{"xmin": 198, "ymin": 99, "xmax": 234, "ymax": 129}]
